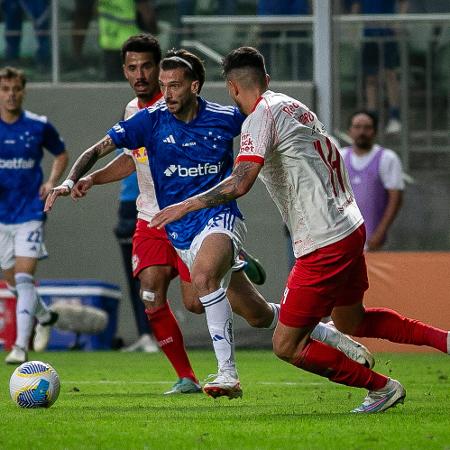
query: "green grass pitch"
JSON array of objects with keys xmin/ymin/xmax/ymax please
[{"xmin": 1, "ymin": 350, "xmax": 449, "ymax": 449}]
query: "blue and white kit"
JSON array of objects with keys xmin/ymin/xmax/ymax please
[
  {"xmin": 108, "ymin": 97, "xmax": 245, "ymax": 250},
  {"xmin": 0, "ymin": 110, "xmax": 65, "ymax": 268},
  {"xmin": 0, "ymin": 110, "xmax": 66, "ymax": 225}
]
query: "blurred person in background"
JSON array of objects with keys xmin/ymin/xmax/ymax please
[
  {"xmin": 350, "ymin": 0, "xmax": 409, "ymax": 134},
  {"xmin": 72, "ymin": 0, "xmax": 96, "ymax": 62},
  {"xmin": 340, "ymin": 111, "xmax": 404, "ymax": 251},
  {"xmin": 0, "ymin": 67, "xmax": 68, "ymax": 364},
  {"xmin": 98, "ymin": 0, "xmax": 157, "ymax": 80},
  {"xmin": 1, "ymin": 0, "xmax": 51, "ymax": 70}
]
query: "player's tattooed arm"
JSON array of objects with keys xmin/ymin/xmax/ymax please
[
  {"xmin": 195, "ymin": 161, "xmax": 260, "ymax": 208},
  {"xmin": 150, "ymin": 161, "xmax": 262, "ymax": 229},
  {"xmin": 44, "ymin": 135, "xmax": 117, "ymax": 212},
  {"xmin": 67, "ymin": 135, "xmax": 117, "ymax": 182}
]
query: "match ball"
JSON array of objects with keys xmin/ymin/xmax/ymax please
[{"xmin": 9, "ymin": 361, "xmax": 60, "ymax": 408}]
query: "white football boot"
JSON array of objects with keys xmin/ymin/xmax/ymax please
[
  {"xmin": 352, "ymin": 378, "xmax": 406, "ymax": 414},
  {"xmin": 5, "ymin": 345, "xmax": 27, "ymax": 365},
  {"xmin": 33, "ymin": 311, "xmax": 59, "ymax": 352},
  {"xmin": 203, "ymin": 371, "xmax": 243, "ymax": 399}
]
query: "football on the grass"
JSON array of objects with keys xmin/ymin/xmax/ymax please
[{"xmin": 9, "ymin": 361, "xmax": 60, "ymax": 408}]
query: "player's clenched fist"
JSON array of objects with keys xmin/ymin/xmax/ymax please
[{"xmin": 71, "ymin": 176, "xmax": 93, "ymax": 200}]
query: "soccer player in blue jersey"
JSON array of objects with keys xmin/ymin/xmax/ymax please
[
  {"xmin": 45, "ymin": 49, "xmax": 373, "ymax": 398},
  {"xmin": 47, "ymin": 50, "xmax": 247, "ymax": 398},
  {"xmin": 0, "ymin": 67, "xmax": 69, "ymax": 364}
]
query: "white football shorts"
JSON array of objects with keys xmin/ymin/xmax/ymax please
[
  {"xmin": 0, "ymin": 220, "xmax": 48, "ymax": 270},
  {"xmin": 176, "ymin": 212, "xmax": 247, "ymax": 289}
]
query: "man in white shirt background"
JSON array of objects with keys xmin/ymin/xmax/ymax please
[{"xmin": 340, "ymin": 111, "xmax": 404, "ymax": 251}]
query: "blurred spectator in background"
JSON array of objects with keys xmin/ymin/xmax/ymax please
[
  {"xmin": 72, "ymin": 0, "xmax": 96, "ymax": 61},
  {"xmin": 257, "ymin": 0, "xmax": 312, "ymax": 80},
  {"xmin": 98, "ymin": 0, "xmax": 157, "ymax": 80},
  {"xmin": 1, "ymin": 0, "xmax": 51, "ymax": 70},
  {"xmin": 341, "ymin": 111, "xmax": 404, "ymax": 251},
  {"xmin": 350, "ymin": 0, "xmax": 409, "ymax": 134}
]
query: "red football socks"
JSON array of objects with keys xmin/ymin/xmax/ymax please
[
  {"xmin": 353, "ymin": 307, "xmax": 448, "ymax": 353},
  {"xmin": 146, "ymin": 302, "xmax": 198, "ymax": 382},
  {"xmin": 293, "ymin": 339, "xmax": 388, "ymax": 391}
]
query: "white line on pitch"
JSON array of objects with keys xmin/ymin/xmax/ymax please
[{"xmin": 64, "ymin": 380, "xmax": 325, "ymax": 386}]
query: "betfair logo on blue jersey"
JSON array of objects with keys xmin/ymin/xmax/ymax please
[
  {"xmin": 0, "ymin": 158, "xmax": 35, "ymax": 169},
  {"xmin": 112, "ymin": 124, "xmax": 125, "ymax": 134},
  {"xmin": 164, "ymin": 162, "xmax": 223, "ymax": 177}
]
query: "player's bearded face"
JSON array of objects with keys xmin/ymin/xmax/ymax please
[
  {"xmin": 349, "ymin": 115, "xmax": 376, "ymax": 150},
  {"xmin": 159, "ymin": 68, "xmax": 198, "ymax": 117},
  {"xmin": 123, "ymin": 52, "xmax": 160, "ymax": 99}
]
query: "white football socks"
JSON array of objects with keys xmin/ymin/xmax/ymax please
[
  {"xmin": 267, "ymin": 303, "xmax": 280, "ymax": 329},
  {"xmin": 8, "ymin": 279, "xmax": 52, "ymax": 325},
  {"xmin": 199, "ymin": 287, "xmax": 237, "ymax": 377},
  {"xmin": 14, "ymin": 273, "xmax": 39, "ymax": 350}
]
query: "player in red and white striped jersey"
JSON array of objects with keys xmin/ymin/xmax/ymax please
[{"xmin": 150, "ymin": 46, "xmax": 449, "ymax": 412}]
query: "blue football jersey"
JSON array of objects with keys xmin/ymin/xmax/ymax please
[
  {"xmin": 0, "ymin": 110, "xmax": 66, "ymax": 224},
  {"xmin": 108, "ymin": 97, "xmax": 245, "ymax": 249}
]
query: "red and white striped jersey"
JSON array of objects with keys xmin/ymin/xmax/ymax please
[
  {"xmin": 123, "ymin": 95, "xmax": 162, "ymax": 222},
  {"xmin": 236, "ymin": 90, "xmax": 363, "ymax": 257}
]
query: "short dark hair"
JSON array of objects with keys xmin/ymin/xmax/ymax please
[
  {"xmin": 222, "ymin": 46, "xmax": 267, "ymax": 86},
  {"xmin": 121, "ymin": 33, "xmax": 162, "ymax": 64},
  {"xmin": 160, "ymin": 49, "xmax": 206, "ymax": 93},
  {"xmin": 0, "ymin": 66, "xmax": 26, "ymax": 87},
  {"xmin": 348, "ymin": 110, "xmax": 378, "ymax": 132}
]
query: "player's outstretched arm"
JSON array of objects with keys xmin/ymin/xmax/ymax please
[
  {"xmin": 44, "ymin": 135, "xmax": 117, "ymax": 211},
  {"xmin": 150, "ymin": 161, "xmax": 261, "ymax": 229},
  {"xmin": 71, "ymin": 153, "xmax": 136, "ymax": 199}
]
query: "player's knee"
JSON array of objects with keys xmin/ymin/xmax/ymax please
[
  {"xmin": 272, "ymin": 336, "xmax": 297, "ymax": 363},
  {"xmin": 140, "ymin": 289, "xmax": 158, "ymax": 310},
  {"xmin": 190, "ymin": 271, "xmax": 219, "ymax": 294},
  {"xmin": 184, "ymin": 298, "xmax": 204, "ymax": 315}
]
